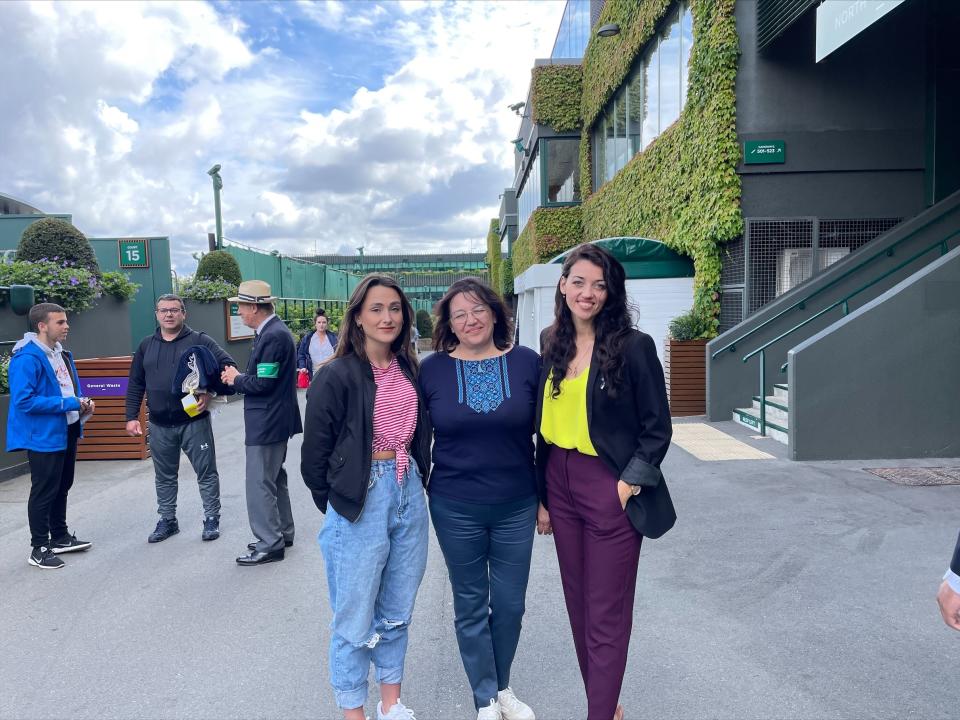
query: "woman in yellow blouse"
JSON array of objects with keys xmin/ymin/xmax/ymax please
[{"xmin": 535, "ymin": 243, "xmax": 674, "ymax": 720}]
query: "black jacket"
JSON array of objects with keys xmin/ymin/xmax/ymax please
[
  {"xmin": 536, "ymin": 329, "xmax": 674, "ymax": 528},
  {"xmin": 300, "ymin": 353, "xmax": 431, "ymax": 522},
  {"xmin": 126, "ymin": 325, "xmax": 235, "ymax": 427},
  {"xmin": 233, "ymin": 315, "xmax": 303, "ymax": 445}
]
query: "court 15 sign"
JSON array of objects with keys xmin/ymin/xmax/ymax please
[
  {"xmin": 744, "ymin": 140, "xmax": 785, "ymax": 165},
  {"xmin": 118, "ymin": 239, "xmax": 149, "ymax": 268}
]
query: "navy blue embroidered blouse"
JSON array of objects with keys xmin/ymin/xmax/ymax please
[{"xmin": 419, "ymin": 345, "xmax": 540, "ymax": 504}]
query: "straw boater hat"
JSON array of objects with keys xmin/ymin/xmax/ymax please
[{"xmin": 228, "ymin": 279, "xmax": 278, "ymax": 304}]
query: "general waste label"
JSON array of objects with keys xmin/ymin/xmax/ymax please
[{"xmin": 744, "ymin": 140, "xmax": 785, "ymax": 165}]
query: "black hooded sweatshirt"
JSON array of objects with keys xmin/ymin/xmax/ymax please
[{"xmin": 125, "ymin": 325, "xmax": 235, "ymax": 427}]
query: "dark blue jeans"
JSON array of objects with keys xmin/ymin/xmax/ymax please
[{"xmin": 429, "ymin": 493, "xmax": 537, "ymax": 710}]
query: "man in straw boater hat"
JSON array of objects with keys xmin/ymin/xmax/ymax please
[{"xmin": 221, "ymin": 280, "xmax": 303, "ymax": 565}]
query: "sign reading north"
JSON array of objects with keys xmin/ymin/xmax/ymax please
[
  {"xmin": 226, "ymin": 302, "xmax": 256, "ymax": 340},
  {"xmin": 744, "ymin": 140, "xmax": 785, "ymax": 165},
  {"xmin": 118, "ymin": 239, "xmax": 149, "ymax": 268}
]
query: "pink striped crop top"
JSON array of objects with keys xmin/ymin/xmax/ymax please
[{"xmin": 371, "ymin": 358, "xmax": 418, "ymax": 484}]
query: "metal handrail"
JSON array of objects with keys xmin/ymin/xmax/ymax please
[
  {"xmin": 712, "ymin": 205, "xmax": 960, "ymax": 359},
  {"xmin": 740, "ymin": 233, "xmax": 955, "ymax": 435}
]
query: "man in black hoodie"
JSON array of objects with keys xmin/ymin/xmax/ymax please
[{"xmin": 125, "ymin": 294, "xmax": 235, "ymax": 544}]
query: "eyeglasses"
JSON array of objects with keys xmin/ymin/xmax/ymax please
[
  {"xmin": 156, "ymin": 308, "xmax": 182, "ymax": 316},
  {"xmin": 450, "ymin": 306, "xmax": 490, "ymax": 326}
]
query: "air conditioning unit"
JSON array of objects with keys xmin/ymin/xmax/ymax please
[{"xmin": 776, "ymin": 247, "xmax": 849, "ymax": 296}]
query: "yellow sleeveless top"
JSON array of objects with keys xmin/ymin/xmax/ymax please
[{"xmin": 540, "ymin": 367, "xmax": 598, "ymax": 456}]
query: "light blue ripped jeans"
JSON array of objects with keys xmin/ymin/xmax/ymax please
[{"xmin": 319, "ymin": 458, "xmax": 429, "ymax": 710}]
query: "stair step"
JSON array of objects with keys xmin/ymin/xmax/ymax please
[
  {"xmin": 732, "ymin": 408, "xmax": 789, "ymax": 445},
  {"xmin": 753, "ymin": 395, "xmax": 788, "ymax": 412},
  {"xmin": 773, "ymin": 383, "xmax": 789, "ymax": 401},
  {"xmin": 751, "ymin": 397, "xmax": 788, "ymax": 424}
]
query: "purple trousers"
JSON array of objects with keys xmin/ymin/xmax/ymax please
[{"xmin": 546, "ymin": 447, "xmax": 643, "ymax": 720}]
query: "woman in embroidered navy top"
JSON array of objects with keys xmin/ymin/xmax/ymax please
[{"xmin": 419, "ymin": 278, "xmax": 539, "ymax": 720}]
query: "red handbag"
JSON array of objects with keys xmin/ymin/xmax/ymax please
[{"xmin": 296, "ymin": 370, "xmax": 310, "ymax": 389}]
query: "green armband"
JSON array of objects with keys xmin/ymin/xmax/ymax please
[{"xmin": 256, "ymin": 362, "xmax": 279, "ymax": 378}]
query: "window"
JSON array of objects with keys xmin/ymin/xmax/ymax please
[
  {"xmin": 517, "ymin": 146, "xmax": 541, "ymax": 234},
  {"xmin": 590, "ymin": 1, "xmax": 693, "ymax": 190},
  {"xmin": 545, "ymin": 139, "xmax": 581, "ymax": 203},
  {"xmin": 517, "ymin": 138, "xmax": 582, "ymax": 234}
]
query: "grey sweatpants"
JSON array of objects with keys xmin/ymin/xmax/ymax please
[{"xmin": 149, "ymin": 416, "xmax": 221, "ymax": 520}]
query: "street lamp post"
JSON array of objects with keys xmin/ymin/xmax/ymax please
[{"xmin": 207, "ymin": 164, "xmax": 223, "ymax": 250}]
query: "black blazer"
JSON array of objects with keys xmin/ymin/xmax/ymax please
[
  {"xmin": 233, "ymin": 315, "xmax": 303, "ymax": 446},
  {"xmin": 535, "ymin": 328, "xmax": 675, "ymax": 534},
  {"xmin": 300, "ymin": 353, "xmax": 431, "ymax": 522}
]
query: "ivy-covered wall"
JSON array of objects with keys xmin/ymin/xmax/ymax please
[
  {"xmin": 485, "ymin": 219, "xmax": 502, "ymax": 294},
  {"xmin": 578, "ymin": 0, "xmax": 742, "ymax": 335},
  {"xmin": 512, "ymin": 206, "xmax": 584, "ymax": 278},
  {"xmin": 531, "ymin": 64, "xmax": 583, "ymax": 132}
]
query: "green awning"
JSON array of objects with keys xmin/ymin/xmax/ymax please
[{"xmin": 548, "ymin": 238, "xmax": 694, "ymax": 279}]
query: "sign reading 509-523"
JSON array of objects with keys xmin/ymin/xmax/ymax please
[
  {"xmin": 118, "ymin": 239, "xmax": 149, "ymax": 269},
  {"xmin": 744, "ymin": 140, "xmax": 786, "ymax": 165}
]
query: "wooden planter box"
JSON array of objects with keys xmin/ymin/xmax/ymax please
[
  {"xmin": 664, "ymin": 338, "xmax": 706, "ymax": 417},
  {"xmin": 75, "ymin": 357, "xmax": 150, "ymax": 461}
]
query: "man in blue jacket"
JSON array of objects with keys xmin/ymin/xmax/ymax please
[
  {"xmin": 221, "ymin": 281, "xmax": 303, "ymax": 565},
  {"xmin": 7, "ymin": 303, "xmax": 94, "ymax": 569}
]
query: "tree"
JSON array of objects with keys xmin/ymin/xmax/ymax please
[
  {"xmin": 416, "ymin": 309, "xmax": 433, "ymax": 339},
  {"xmin": 195, "ymin": 250, "xmax": 242, "ymax": 286},
  {"xmin": 17, "ymin": 218, "xmax": 101, "ymax": 276}
]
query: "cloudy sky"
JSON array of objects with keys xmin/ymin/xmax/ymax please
[{"xmin": 2, "ymin": 0, "xmax": 564, "ymax": 271}]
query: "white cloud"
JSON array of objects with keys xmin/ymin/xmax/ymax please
[{"xmin": 1, "ymin": 0, "xmax": 565, "ymax": 272}]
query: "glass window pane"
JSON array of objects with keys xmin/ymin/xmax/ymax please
[
  {"xmin": 545, "ymin": 139, "xmax": 581, "ymax": 203},
  {"xmin": 642, "ymin": 38, "xmax": 660, "ymax": 148},
  {"xmin": 627, "ymin": 66, "xmax": 644, "ymax": 155},
  {"xmin": 604, "ymin": 105, "xmax": 616, "ymax": 181},
  {"xmin": 593, "ymin": 121, "xmax": 605, "ymax": 189},
  {"xmin": 517, "ymin": 145, "xmax": 542, "ymax": 233},
  {"xmin": 681, "ymin": 1, "xmax": 693, "ymax": 107},
  {"xmin": 614, "ymin": 90, "xmax": 629, "ymax": 171},
  {"xmin": 660, "ymin": 9, "xmax": 681, "ymax": 130}
]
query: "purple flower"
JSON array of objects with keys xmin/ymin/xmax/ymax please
[
  {"xmin": 40, "ymin": 257, "xmax": 47, "ymax": 262},
  {"xmin": 52, "ymin": 256, "xmax": 59, "ymax": 261},
  {"xmin": 88, "ymin": 279, "xmax": 97, "ymax": 287},
  {"xmin": 48, "ymin": 281, "xmax": 54, "ymax": 286},
  {"xmin": 70, "ymin": 276, "xmax": 79, "ymax": 286}
]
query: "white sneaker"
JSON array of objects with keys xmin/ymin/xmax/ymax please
[
  {"xmin": 378, "ymin": 700, "xmax": 416, "ymax": 720},
  {"xmin": 478, "ymin": 699, "xmax": 502, "ymax": 720},
  {"xmin": 497, "ymin": 688, "xmax": 535, "ymax": 720}
]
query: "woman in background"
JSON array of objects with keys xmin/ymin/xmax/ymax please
[{"xmin": 297, "ymin": 307, "xmax": 339, "ymax": 380}]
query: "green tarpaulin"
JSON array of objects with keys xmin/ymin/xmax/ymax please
[{"xmin": 549, "ymin": 237, "xmax": 694, "ymax": 279}]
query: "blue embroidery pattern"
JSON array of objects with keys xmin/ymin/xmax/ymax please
[{"xmin": 455, "ymin": 355, "xmax": 511, "ymax": 414}]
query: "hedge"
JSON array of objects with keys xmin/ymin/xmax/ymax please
[
  {"xmin": 512, "ymin": 206, "xmax": 584, "ymax": 278},
  {"xmin": 17, "ymin": 218, "xmax": 101, "ymax": 277},
  {"xmin": 531, "ymin": 64, "xmax": 583, "ymax": 133},
  {"xmin": 485, "ymin": 219, "xmax": 502, "ymax": 296},
  {"xmin": 196, "ymin": 250, "xmax": 242, "ymax": 286}
]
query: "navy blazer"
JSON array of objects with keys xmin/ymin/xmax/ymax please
[{"xmin": 233, "ymin": 315, "xmax": 303, "ymax": 446}]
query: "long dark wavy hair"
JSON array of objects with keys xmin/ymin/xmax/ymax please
[
  {"xmin": 432, "ymin": 277, "xmax": 514, "ymax": 353},
  {"xmin": 334, "ymin": 274, "xmax": 419, "ymax": 371},
  {"xmin": 543, "ymin": 243, "xmax": 633, "ymax": 398}
]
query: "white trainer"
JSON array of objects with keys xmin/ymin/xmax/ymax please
[
  {"xmin": 497, "ymin": 688, "xmax": 535, "ymax": 720},
  {"xmin": 477, "ymin": 699, "xmax": 502, "ymax": 720},
  {"xmin": 378, "ymin": 700, "xmax": 416, "ymax": 720}
]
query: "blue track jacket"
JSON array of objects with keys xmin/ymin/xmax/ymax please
[{"xmin": 6, "ymin": 338, "xmax": 83, "ymax": 453}]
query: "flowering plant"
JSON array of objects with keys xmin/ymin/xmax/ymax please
[
  {"xmin": 179, "ymin": 277, "xmax": 238, "ymax": 302},
  {"xmin": 0, "ymin": 259, "xmax": 140, "ymax": 312}
]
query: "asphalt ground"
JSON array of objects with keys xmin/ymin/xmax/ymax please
[{"xmin": 1, "ymin": 394, "xmax": 959, "ymax": 720}]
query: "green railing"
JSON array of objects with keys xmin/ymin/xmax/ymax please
[
  {"xmin": 738, "ymin": 232, "xmax": 957, "ymax": 435},
  {"xmin": 712, "ymin": 206, "xmax": 960, "ymax": 361}
]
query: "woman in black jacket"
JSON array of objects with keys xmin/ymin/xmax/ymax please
[
  {"xmin": 536, "ymin": 244, "xmax": 673, "ymax": 720},
  {"xmin": 301, "ymin": 275, "xmax": 430, "ymax": 720}
]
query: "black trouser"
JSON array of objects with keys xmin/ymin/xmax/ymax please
[{"xmin": 27, "ymin": 421, "xmax": 81, "ymax": 548}]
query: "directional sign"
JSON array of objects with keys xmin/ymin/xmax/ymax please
[
  {"xmin": 118, "ymin": 239, "xmax": 149, "ymax": 268},
  {"xmin": 744, "ymin": 140, "xmax": 786, "ymax": 165}
]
